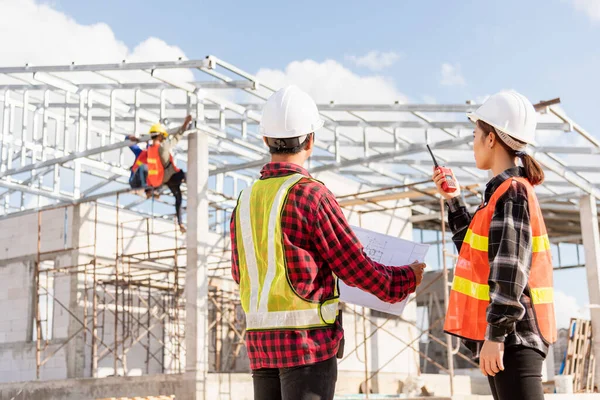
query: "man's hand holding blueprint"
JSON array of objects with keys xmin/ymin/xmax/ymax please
[{"xmin": 339, "ymin": 226, "xmax": 430, "ymax": 316}]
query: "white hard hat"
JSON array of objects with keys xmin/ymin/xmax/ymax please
[
  {"xmin": 260, "ymin": 85, "xmax": 324, "ymax": 139},
  {"xmin": 467, "ymin": 90, "xmax": 537, "ymax": 147}
]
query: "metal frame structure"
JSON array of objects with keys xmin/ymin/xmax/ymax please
[
  {"xmin": 2, "ymin": 56, "xmax": 600, "ymax": 397},
  {"xmin": 0, "ymin": 56, "xmax": 598, "ymax": 232}
]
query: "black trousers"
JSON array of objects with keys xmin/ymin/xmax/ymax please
[
  {"xmin": 488, "ymin": 345, "xmax": 545, "ymax": 400},
  {"xmin": 252, "ymin": 357, "xmax": 337, "ymax": 400},
  {"xmin": 165, "ymin": 170, "xmax": 185, "ymax": 225}
]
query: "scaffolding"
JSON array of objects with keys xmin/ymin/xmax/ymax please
[
  {"xmin": 32, "ymin": 199, "xmax": 187, "ymax": 378},
  {"xmin": 1, "ymin": 56, "xmax": 600, "ymax": 397}
]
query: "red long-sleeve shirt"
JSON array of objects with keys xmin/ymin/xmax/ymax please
[{"xmin": 230, "ymin": 162, "xmax": 416, "ymax": 369}]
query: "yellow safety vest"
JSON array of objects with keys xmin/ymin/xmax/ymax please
[{"xmin": 235, "ymin": 173, "xmax": 339, "ymax": 331}]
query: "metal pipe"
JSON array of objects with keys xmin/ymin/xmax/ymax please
[
  {"xmin": 35, "ymin": 211, "xmax": 42, "ymax": 379},
  {"xmin": 92, "ymin": 202, "xmax": 98, "ymax": 377},
  {"xmin": 440, "ymin": 197, "xmax": 455, "ymax": 395},
  {"xmin": 146, "ymin": 278, "xmax": 151, "ymax": 374},
  {"xmin": 83, "ymin": 260, "xmax": 88, "ymax": 352},
  {"xmin": 114, "ymin": 195, "xmax": 120, "ymax": 375}
]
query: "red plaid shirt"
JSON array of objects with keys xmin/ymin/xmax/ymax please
[{"xmin": 230, "ymin": 162, "xmax": 416, "ymax": 370}]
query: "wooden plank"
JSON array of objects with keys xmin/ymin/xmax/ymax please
[
  {"xmin": 585, "ymin": 321, "xmax": 596, "ymax": 393},
  {"xmin": 574, "ymin": 320, "xmax": 587, "ymax": 391},
  {"xmin": 589, "ymin": 352, "xmax": 596, "ymax": 393},
  {"xmin": 564, "ymin": 318, "xmax": 577, "ymax": 376},
  {"xmin": 563, "ymin": 318, "xmax": 595, "ymax": 393}
]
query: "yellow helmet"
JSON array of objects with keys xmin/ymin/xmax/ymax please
[{"xmin": 149, "ymin": 123, "xmax": 168, "ymax": 138}]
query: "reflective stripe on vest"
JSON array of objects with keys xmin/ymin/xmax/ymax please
[
  {"xmin": 464, "ymin": 229, "xmax": 551, "ymax": 253},
  {"xmin": 236, "ymin": 173, "xmax": 339, "ymax": 331},
  {"xmin": 132, "ymin": 150, "xmax": 148, "ymax": 173},
  {"xmin": 444, "ymin": 177, "xmax": 557, "ymax": 344},
  {"xmin": 451, "ymin": 275, "xmax": 554, "ymax": 304},
  {"xmin": 132, "ymin": 160, "xmax": 144, "ymax": 173}
]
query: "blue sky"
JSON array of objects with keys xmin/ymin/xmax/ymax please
[
  {"xmin": 47, "ymin": 0, "xmax": 599, "ymax": 314},
  {"xmin": 51, "ymin": 0, "xmax": 600, "ymax": 132},
  {"xmin": 3, "ymin": 0, "xmax": 597, "ymax": 324}
]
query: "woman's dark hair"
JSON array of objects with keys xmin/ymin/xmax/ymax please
[{"xmin": 477, "ymin": 120, "xmax": 544, "ymax": 185}]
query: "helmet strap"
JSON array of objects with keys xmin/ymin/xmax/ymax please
[{"xmin": 266, "ymin": 134, "xmax": 309, "ymax": 150}]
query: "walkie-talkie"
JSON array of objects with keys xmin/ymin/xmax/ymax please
[{"xmin": 426, "ymin": 144, "xmax": 457, "ymax": 193}]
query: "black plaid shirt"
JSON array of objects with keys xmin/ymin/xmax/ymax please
[{"xmin": 447, "ymin": 167, "xmax": 548, "ymax": 358}]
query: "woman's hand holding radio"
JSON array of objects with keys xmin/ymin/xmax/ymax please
[{"xmin": 432, "ymin": 168, "xmax": 461, "ymax": 200}]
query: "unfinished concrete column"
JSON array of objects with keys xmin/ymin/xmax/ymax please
[
  {"xmin": 580, "ymin": 194, "xmax": 600, "ymax": 384},
  {"xmin": 185, "ymin": 100, "xmax": 209, "ymax": 399}
]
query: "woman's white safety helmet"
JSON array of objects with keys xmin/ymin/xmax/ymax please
[
  {"xmin": 260, "ymin": 85, "xmax": 324, "ymax": 139},
  {"xmin": 467, "ymin": 90, "xmax": 537, "ymax": 150}
]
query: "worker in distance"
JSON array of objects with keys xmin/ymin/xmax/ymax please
[
  {"xmin": 230, "ymin": 85, "xmax": 426, "ymax": 400},
  {"xmin": 127, "ymin": 115, "xmax": 192, "ymax": 233},
  {"xmin": 433, "ymin": 91, "xmax": 557, "ymax": 400}
]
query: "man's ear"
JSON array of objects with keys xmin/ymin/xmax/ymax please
[
  {"xmin": 263, "ymin": 137, "xmax": 269, "ymax": 146},
  {"xmin": 305, "ymin": 133, "xmax": 314, "ymax": 151}
]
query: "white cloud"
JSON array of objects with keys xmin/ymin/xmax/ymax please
[
  {"xmin": 346, "ymin": 51, "xmax": 401, "ymax": 71},
  {"xmin": 255, "ymin": 59, "xmax": 410, "ymax": 164},
  {"xmin": 572, "ymin": 0, "xmax": 600, "ymax": 21},
  {"xmin": 256, "ymin": 59, "xmax": 407, "ymax": 104},
  {"xmin": 0, "ymin": 0, "xmax": 192, "ymax": 81},
  {"xmin": 554, "ymin": 290, "xmax": 590, "ymax": 329},
  {"xmin": 440, "ymin": 63, "xmax": 466, "ymax": 86}
]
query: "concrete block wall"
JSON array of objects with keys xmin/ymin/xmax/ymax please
[
  {"xmin": 0, "ymin": 207, "xmax": 73, "ymax": 260},
  {"xmin": 0, "ymin": 262, "xmax": 33, "ymax": 345},
  {"xmin": 77, "ymin": 203, "xmax": 181, "ymax": 263},
  {"xmin": 52, "ymin": 273, "xmax": 71, "ymax": 340},
  {"xmin": 0, "ymin": 342, "xmax": 68, "ymax": 383},
  {"xmin": 39, "ymin": 208, "xmax": 73, "ymax": 254},
  {"xmin": 0, "ymin": 249, "xmax": 74, "ymax": 384},
  {"xmin": 0, "ymin": 203, "xmax": 179, "ymax": 383}
]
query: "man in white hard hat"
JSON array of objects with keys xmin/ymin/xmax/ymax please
[{"xmin": 230, "ymin": 85, "xmax": 426, "ymax": 400}]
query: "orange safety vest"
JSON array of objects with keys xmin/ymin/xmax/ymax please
[
  {"xmin": 146, "ymin": 144, "xmax": 179, "ymax": 188},
  {"xmin": 444, "ymin": 177, "xmax": 557, "ymax": 344},
  {"xmin": 131, "ymin": 150, "xmax": 147, "ymax": 173}
]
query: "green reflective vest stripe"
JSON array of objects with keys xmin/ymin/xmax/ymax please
[{"xmin": 236, "ymin": 173, "xmax": 339, "ymax": 331}]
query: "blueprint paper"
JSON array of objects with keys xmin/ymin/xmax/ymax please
[{"xmin": 338, "ymin": 226, "xmax": 430, "ymax": 316}]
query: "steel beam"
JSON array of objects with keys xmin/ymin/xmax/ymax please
[
  {"xmin": 185, "ymin": 99, "xmax": 209, "ymax": 399},
  {"xmin": 0, "ymin": 81, "xmax": 256, "ymax": 91},
  {"xmin": 550, "ymin": 107, "xmax": 600, "ymax": 149},
  {"xmin": 80, "ymin": 116, "xmax": 571, "ymax": 131},
  {"xmin": 0, "ymin": 179, "xmax": 71, "ymax": 202},
  {"xmin": 580, "ymin": 195, "xmax": 600, "ymax": 385},
  {"xmin": 310, "ymin": 136, "xmax": 472, "ymax": 174},
  {"xmin": 0, "ymin": 137, "xmax": 148, "ymax": 178},
  {"xmin": 531, "ymin": 150, "xmax": 600, "ymax": 199},
  {"xmin": 0, "ymin": 59, "xmax": 212, "ymax": 74}
]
